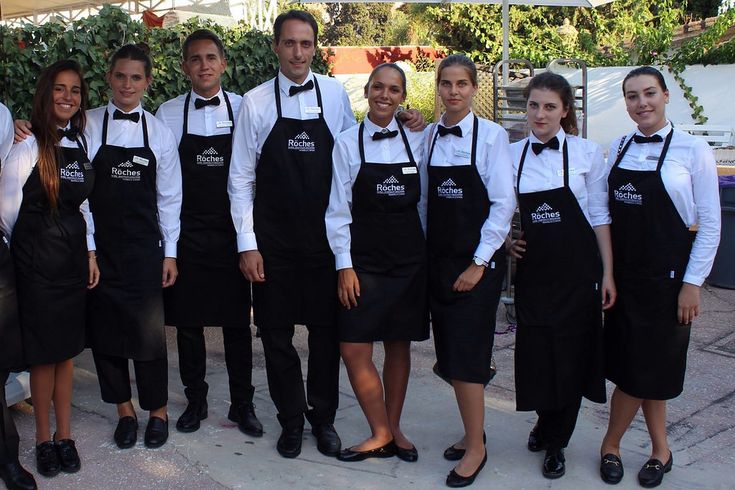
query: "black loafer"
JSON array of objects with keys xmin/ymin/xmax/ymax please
[
  {"xmin": 55, "ymin": 439, "xmax": 81, "ymax": 473},
  {"xmin": 528, "ymin": 426, "xmax": 548, "ymax": 452},
  {"xmin": 542, "ymin": 448, "xmax": 566, "ymax": 479},
  {"xmin": 0, "ymin": 460, "xmax": 37, "ymax": 490},
  {"xmin": 394, "ymin": 443, "xmax": 418, "ymax": 462},
  {"xmin": 228, "ymin": 403, "xmax": 263, "ymax": 437},
  {"xmin": 176, "ymin": 400, "xmax": 208, "ymax": 433},
  {"xmin": 277, "ymin": 426, "xmax": 303, "ymax": 459},
  {"xmin": 114, "ymin": 416, "xmax": 138, "ymax": 449},
  {"xmin": 144, "ymin": 416, "xmax": 169, "ymax": 449},
  {"xmin": 35, "ymin": 441, "xmax": 60, "ymax": 477},
  {"xmin": 600, "ymin": 453, "xmax": 624, "ymax": 484},
  {"xmin": 337, "ymin": 440, "xmax": 395, "ymax": 462},
  {"xmin": 443, "ymin": 432, "xmax": 487, "ymax": 461},
  {"xmin": 311, "ymin": 424, "xmax": 341, "ymax": 457},
  {"xmin": 446, "ymin": 450, "xmax": 487, "ymax": 487},
  {"xmin": 638, "ymin": 452, "xmax": 672, "ymax": 488}
]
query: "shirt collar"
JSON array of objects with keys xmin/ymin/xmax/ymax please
[
  {"xmin": 440, "ymin": 110, "xmax": 474, "ymax": 136},
  {"xmin": 278, "ymin": 70, "xmax": 315, "ymax": 96},
  {"xmin": 528, "ymin": 127, "xmax": 566, "ymax": 149},
  {"xmin": 364, "ymin": 115, "xmax": 398, "ymax": 136},
  {"xmin": 634, "ymin": 121, "xmax": 671, "ymax": 139},
  {"xmin": 191, "ymin": 87, "xmax": 224, "ymax": 102},
  {"xmin": 107, "ymin": 102, "xmax": 143, "ymax": 117}
]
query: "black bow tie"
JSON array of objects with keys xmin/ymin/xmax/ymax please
[
  {"xmin": 57, "ymin": 127, "xmax": 78, "ymax": 140},
  {"xmin": 437, "ymin": 125, "xmax": 462, "ymax": 138},
  {"xmin": 194, "ymin": 96, "xmax": 220, "ymax": 109},
  {"xmin": 633, "ymin": 134, "xmax": 663, "ymax": 144},
  {"xmin": 113, "ymin": 110, "xmax": 140, "ymax": 123},
  {"xmin": 372, "ymin": 130, "xmax": 398, "ymax": 141},
  {"xmin": 289, "ymin": 80, "xmax": 314, "ymax": 97},
  {"xmin": 531, "ymin": 136, "xmax": 560, "ymax": 155}
]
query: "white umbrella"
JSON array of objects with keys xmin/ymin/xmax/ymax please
[{"xmin": 300, "ymin": 0, "xmax": 615, "ymax": 62}]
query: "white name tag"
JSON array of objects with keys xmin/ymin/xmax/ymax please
[
  {"xmin": 305, "ymin": 106, "xmax": 322, "ymax": 114},
  {"xmin": 83, "ymin": 162, "xmax": 93, "ymax": 170},
  {"xmin": 216, "ymin": 120, "xmax": 233, "ymax": 128},
  {"xmin": 402, "ymin": 166, "xmax": 417, "ymax": 174},
  {"xmin": 453, "ymin": 148, "xmax": 471, "ymax": 159},
  {"xmin": 133, "ymin": 155, "xmax": 149, "ymax": 166},
  {"xmin": 556, "ymin": 167, "xmax": 578, "ymax": 176},
  {"xmin": 2, "ymin": 236, "xmax": 7, "ymax": 245}
]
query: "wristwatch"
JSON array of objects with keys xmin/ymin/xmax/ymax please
[{"xmin": 473, "ymin": 256, "xmax": 488, "ymax": 267}]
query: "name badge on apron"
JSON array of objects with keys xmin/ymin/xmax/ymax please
[
  {"xmin": 305, "ymin": 106, "xmax": 322, "ymax": 114},
  {"xmin": 216, "ymin": 120, "xmax": 233, "ymax": 128},
  {"xmin": 133, "ymin": 155, "xmax": 149, "ymax": 166},
  {"xmin": 402, "ymin": 166, "xmax": 417, "ymax": 174},
  {"xmin": 83, "ymin": 162, "xmax": 93, "ymax": 170}
]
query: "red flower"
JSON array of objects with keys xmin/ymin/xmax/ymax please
[{"xmin": 17, "ymin": 40, "xmax": 26, "ymax": 49}]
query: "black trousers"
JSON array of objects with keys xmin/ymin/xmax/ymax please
[
  {"xmin": 259, "ymin": 324, "xmax": 340, "ymax": 430},
  {"xmin": 0, "ymin": 372, "xmax": 19, "ymax": 464},
  {"xmin": 535, "ymin": 397, "xmax": 583, "ymax": 450},
  {"xmin": 176, "ymin": 326, "xmax": 254, "ymax": 406},
  {"xmin": 92, "ymin": 352, "xmax": 168, "ymax": 411}
]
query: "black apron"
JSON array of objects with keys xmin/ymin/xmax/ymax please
[
  {"xmin": 605, "ymin": 129, "xmax": 694, "ymax": 400},
  {"xmin": 252, "ymin": 77, "xmax": 336, "ymax": 328},
  {"xmin": 337, "ymin": 121, "xmax": 429, "ymax": 342},
  {"xmin": 12, "ymin": 139, "xmax": 93, "ymax": 365},
  {"xmin": 513, "ymin": 139, "xmax": 605, "ymax": 411},
  {"xmin": 0, "ymin": 233, "xmax": 22, "ymax": 372},
  {"xmin": 163, "ymin": 92, "xmax": 251, "ymax": 328},
  {"xmin": 87, "ymin": 112, "xmax": 166, "ymax": 361},
  {"xmin": 427, "ymin": 116, "xmax": 507, "ymax": 384}
]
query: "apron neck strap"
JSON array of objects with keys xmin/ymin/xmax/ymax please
[
  {"xmin": 427, "ymin": 114, "xmax": 477, "ymax": 167},
  {"xmin": 76, "ymin": 133, "xmax": 88, "ymax": 155},
  {"xmin": 223, "ymin": 91, "xmax": 235, "ymax": 134},
  {"xmin": 183, "ymin": 92, "xmax": 191, "ymax": 135},
  {"xmin": 517, "ymin": 136, "xmax": 570, "ymax": 190},
  {"xmin": 358, "ymin": 121, "xmax": 366, "ymax": 164},
  {"xmin": 102, "ymin": 109, "xmax": 149, "ymax": 148},
  {"xmin": 358, "ymin": 118, "xmax": 416, "ymax": 166},
  {"xmin": 656, "ymin": 126, "xmax": 675, "ymax": 172},
  {"xmin": 396, "ymin": 119, "xmax": 415, "ymax": 164}
]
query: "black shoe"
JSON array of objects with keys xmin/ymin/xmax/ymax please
[
  {"xmin": 277, "ymin": 426, "xmax": 303, "ymax": 458},
  {"xmin": 393, "ymin": 442, "xmax": 418, "ymax": 462},
  {"xmin": 227, "ymin": 403, "xmax": 263, "ymax": 438},
  {"xmin": 176, "ymin": 400, "xmax": 208, "ymax": 433},
  {"xmin": 446, "ymin": 450, "xmax": 487, "ymax": 488},
  {"xmin": 55, "ymin": 439, "xmax": 81, "ymax": 473},
  {"xmin": 443, "ymin": 432, "xmax": 487, "ymax": 461},
  {"xmin": 542, "ymin": 448, "xmax": 566, "ymax": 479},
  {"xmin": 528, "ymin": 426, "xmax": 548, "ymax": 452},
  {"xmin": 311, "ymin": 424, "xmax": 341, "ymax": 457},
  {"xmin": 0, "ymin": 460, "xmax": 37, "ymax": 490},
  {"xmin": 144, "ymin": 416, "xmax": 169, "ymax": 449},
  {"xmin": 114, "ymin": 416, "xmax": 138, "ymax": 449},
  {"xmin": 600, "ymin": 453, "xmax": 624, "ymax": 484},
  {"xmin": 638, "ymin": 452, "xmax": 672, "ymax": 488},
  {"xmin": 35, "ymin": 441, "xmax": 60, "ymax": 477},
  {"xmin": 337, "ymin": 440, "xmax": 395, "ymax": 462}
]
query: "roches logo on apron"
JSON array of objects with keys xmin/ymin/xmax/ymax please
[{"xmin": 288, "ymin": 131, "xmax": 316, "ymax": 152}]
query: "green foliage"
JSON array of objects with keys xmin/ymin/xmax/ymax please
[
  {"xmin": 686, "ymin": 0, "xmax": 722, "ymax": 19},
  {"xmin": 0, "ymin": 5, "xmax": 330, "ymax": 119}
]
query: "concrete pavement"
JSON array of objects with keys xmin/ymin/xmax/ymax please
[{"xmin": 7, "ymin": 283, "xmax": 734, "ymax": 489}]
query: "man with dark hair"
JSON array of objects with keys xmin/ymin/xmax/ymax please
[
  {"xmin": 229, "ymin": 9, "xmax": 424, "ymax": 459},
  {"xmin": 156, "ymin": 29, "xmax": 262, "ymax": 439}
]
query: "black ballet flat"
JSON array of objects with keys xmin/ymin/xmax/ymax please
[
  {"xmin": 446, "ymin": 450, "xmax": 487, "ymax": 488},
  {"xmin": 638, "ymin": 451, "xmax": 672, "ymax": 488},
  {"xmin": 443, "ymin": 432, "xmax": 486, "ymax": 461},
  {"xmin": 337, "ymin": 440, "xmax": 395, "ymax": 462},
  {"xmin": 393, "ymin": 442, "xmax": 418, "ymax": 462}
]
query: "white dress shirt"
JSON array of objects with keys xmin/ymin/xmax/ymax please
[
  {"xmin": 607, "ymin": 122, "xmax": 721, "ymax": 286},
  {"xmin": 0, "ymin": 127, "xmax": 95, "ymax": 249},
  {"xmin": 155, "ymin": 88, "xmax": 242, "ymax": 143},
  {"xmin": 327, "ymin": 116, "xmax": 427, "ymax": 270},
  {"xmin": 85, "ymin": 103, "xmax": 182, "ymax": 257},
  {"xmin": 0, "ymin": 103, "xmax": 13, "ymax": 164},
  {"xmin": 425, "ymin": 111, "xmax": 516, "ymax": 262},
  {"xmin": 511, "ymin": 128, "xmax": 610, "ymax": 227},
  {"xmin": 229, "ymin": 70, "xmax": 356, "ymax": 252}
]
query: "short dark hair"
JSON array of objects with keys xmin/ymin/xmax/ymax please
[
  {"xmin": 365, "ymin": 63, "xmax": 407, "ymax": 95},
  {"xmin": 437, "ymin": 54, "xmax": 477, "ymax": 87},
  {"xmin": 110, "ymin": 43, "xmax": 152, "ymax": 77},
  {"xmin": 524, "ymin": 71, "xmax": 578, "ymax": 136},
  {"xmin": 182, "ymin": 29, "xmax": 225, "ymax": 60},
  {"xmin": 273, "ymin": 10, "xmax": 318, "ymax": 45},
  {"xmin": 622, "ymin": 66, "xmax": 668, "ymax": 95}
]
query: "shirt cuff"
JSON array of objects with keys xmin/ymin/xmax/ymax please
[
  {"xmin": 237, "ymin": 233, "xmax": 258, "ymax": 253},
  {"xmin": 164, "ymin": 241, "xmax": 177, "ymax": 258},
  {"xmin": 682, "ymin": 273, "xmax": 704, "ymax": 287},
  {"xmin": 86, "ymin": 234, "xmax": 96, "ymax": 252},
  {"xmin": 473, "ymin": 243, "xmax": 494, "ymax": 264},
  {"xmin": 335, "ymin": 252, "xmax": 353, "ymax": 270}
]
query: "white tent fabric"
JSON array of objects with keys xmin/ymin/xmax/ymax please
[{"xmin": 1, "ymin": 0, "xmax": 97, "ymax": 19}]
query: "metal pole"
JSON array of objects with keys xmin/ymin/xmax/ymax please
[{"xmin": 502, "ymin": 0, "xmax": 509, "ymax": 84}]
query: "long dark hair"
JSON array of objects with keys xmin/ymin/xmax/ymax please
[
  {"xmin": 524, "ymin": 71, "xmax": 578, "ymax": 136},
  {"xmin": 30, "ymin": 60, "xmax": 88, "ymax": 210}
]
